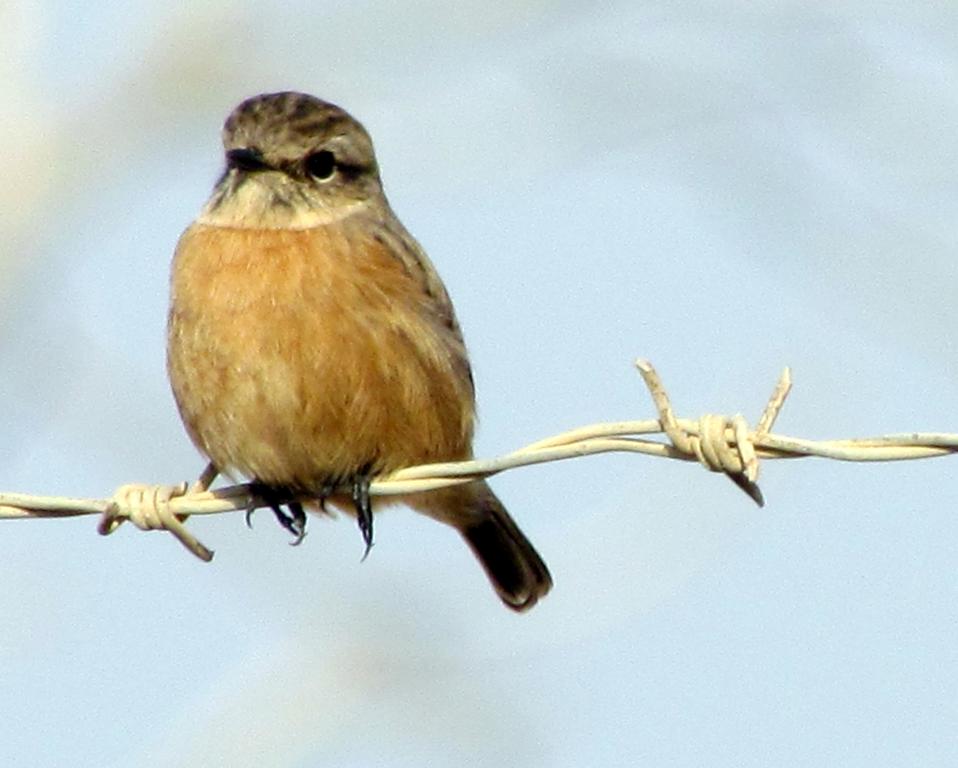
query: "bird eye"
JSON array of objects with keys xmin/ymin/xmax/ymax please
[{"xmin": 304, "ymin": 150, "xmax": 336, "ymax": 181}]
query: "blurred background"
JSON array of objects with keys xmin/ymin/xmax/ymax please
[{"xmin": 3, "ymin": 2, "xmax": 958, "ymax": 766}]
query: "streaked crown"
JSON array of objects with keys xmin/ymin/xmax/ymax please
[
  {"xmin": 223, "ymin": 92, "xmax": 377, "ymax": 174},
  {"xmin": 201, "ymin": 92, "xmax": 385, "ymax": 228}
]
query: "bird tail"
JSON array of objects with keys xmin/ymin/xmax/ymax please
[{"xmin": 413, "ymin": 480, "xmax": 551, "ymax": 611}]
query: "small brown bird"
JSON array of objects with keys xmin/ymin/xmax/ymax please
[{"xmin": 167, "ymin": 91, "xmax": 551, "ymax": 610}]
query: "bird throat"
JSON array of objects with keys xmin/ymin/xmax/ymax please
[{"xmin": 198, "ymin": 173, "xmax": 365, "ymax": 230}]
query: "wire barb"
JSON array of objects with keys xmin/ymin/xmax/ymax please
[
  {"xmin": 635, "ymin": 359, "xmax": 768, "ymax": 506},
  {"xmin": 1, "ymin": 360, "xmax": 956, "ymax": 561},
  {"xmin": 98, "ymin": 481, "xmax": 213, "ymax": 561}
]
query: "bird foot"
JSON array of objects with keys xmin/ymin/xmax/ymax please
[
  {"xmin": 351, "ymin": 475, "xmax": 373, "ymax": 560},
  {"xmin": 245, "ymin": 485, "xmax": 307, "ymax": 545}
]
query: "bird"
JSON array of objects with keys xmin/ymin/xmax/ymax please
[{"xmin": 166, "ymin": 91, "xmax": 552, "ymax": 611}]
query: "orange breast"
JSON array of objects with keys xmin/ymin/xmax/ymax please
[{"xmin": 167, "ymin": 221, "xmax": 475, "ymax": 489}]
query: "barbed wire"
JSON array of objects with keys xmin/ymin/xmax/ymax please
[{"xmin": 2, "ymin": 359, "xmax": 955, "ymax": 562}]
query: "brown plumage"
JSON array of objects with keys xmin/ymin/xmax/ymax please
[{"xmin": 167, "ymin": 92, "xmax": 551, "ymax": 610}]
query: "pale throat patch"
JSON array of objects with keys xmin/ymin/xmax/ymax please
[{"xmin": 197, "ymin": 177, "xmax": 366, "ymax": 230}]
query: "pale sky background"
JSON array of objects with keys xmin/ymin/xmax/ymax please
[{"xmin": 2, "ymin": 2, "xmax": 958, "ymax": 766}]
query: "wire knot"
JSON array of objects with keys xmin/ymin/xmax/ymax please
[
  {"xmin": 686, "ymin": 413, "xmax": 758, "ymax": 478},
  {"xmin": 98, "ymin": 482, "xmax": 213, "ymax": 561},
  {"xmin": 633, "ymin": 359, "xmax": 791, "ymax": 507}
]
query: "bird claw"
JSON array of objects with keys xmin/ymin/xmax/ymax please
[
  {"xmin": 351, "ymin": 475, "xmax": 373, "ymax": 560},
  {"xmin": 316, "ymin": 482, "xmax": 337, "ymax": 514},
  {"xmin": 284, "ymin": 501, "xmax": 307, "ymax": 546},
  {"xmin": 245, "ymin": 485, "xmax": 307, "ymax": 544}
]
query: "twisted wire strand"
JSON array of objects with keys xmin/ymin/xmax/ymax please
[{"xmin": 2, "ymin": 360, "xmax": 953, "ymax": 561}]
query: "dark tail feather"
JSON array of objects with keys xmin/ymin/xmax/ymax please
[{"xmin": 460, "ymin": 490, "xmax": 552, "ymax": 612}]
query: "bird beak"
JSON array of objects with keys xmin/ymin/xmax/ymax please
[{"xmin": 226, "ymin": 147, "xmax": 270, "ymax": 173}]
